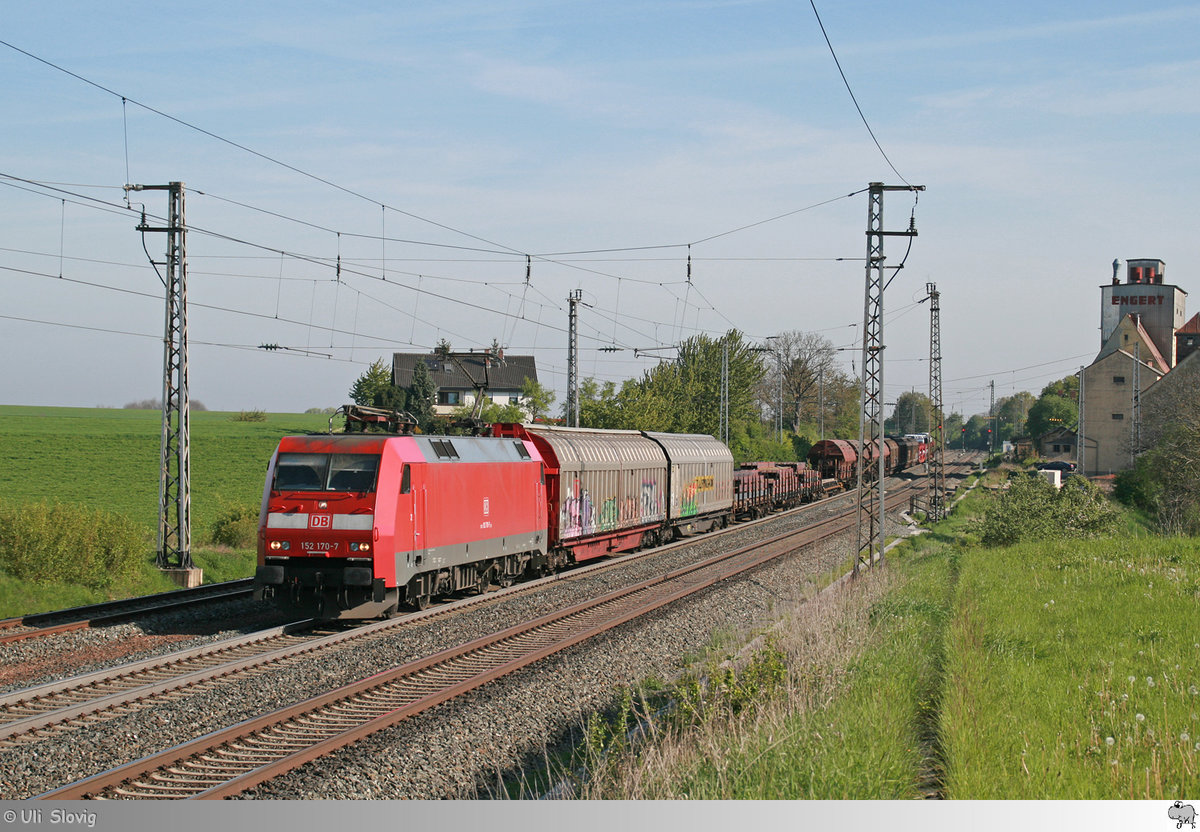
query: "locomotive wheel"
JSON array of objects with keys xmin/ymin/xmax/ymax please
[{"xmin": 412, "ymin": 593, "xmax": 432, "ymax": 611}]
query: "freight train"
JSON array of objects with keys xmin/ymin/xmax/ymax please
[{"xmin": 253, "ymin": 415, "xmax": 928, "ymax": 619}]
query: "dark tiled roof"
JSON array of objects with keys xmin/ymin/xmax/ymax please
[
  {"xmin": 1176, "ymin": 313, "xmax": 1200, "ymax": 335},
  {"xmin": 392, "ymin": 352, "xmax": 538, "ymax": 391}
]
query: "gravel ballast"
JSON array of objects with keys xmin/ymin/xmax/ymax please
[{"xmin": 0, "ymin": 488, "xmax": 922, "ymax": 800}]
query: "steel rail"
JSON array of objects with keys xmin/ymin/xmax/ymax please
[
  {"xmin": 38, "ymin": 482, "xmax": 926, "ymax": 801},
  {"xmin": 4, "ymin": 460, "xmax": 976, "ymax": 750},
  {"xmin": 0, "ymin": 579, "xmax": 254, "ymax": 645},
  {"xmin": 0, "ymin": 469, "xmax": 874, "ymax": 742},
  {"xmin": 0, "ymin": 619, "xmax": 317, "ymax": 744}
]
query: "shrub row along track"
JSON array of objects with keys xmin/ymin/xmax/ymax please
[
  {"xmin": 0, "ymin": 579, "xmax": 254, "ymax": 645},
  {"xmin": 39, "ymin": 481, "xmax": 923, "ymax": 800}
]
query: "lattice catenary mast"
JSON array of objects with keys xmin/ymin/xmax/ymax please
[
  {"xmin": 854, "ymin": 182, "xmax": 924, "ymax": 576},
  {"xmin": 129, "ymin": 182, "xmax": 193, "ymax": 571},
  {"xmin": 926, "ymin": 282, "xmax": 945, "ymax": 520},
  {"xmin": 567, "ymin": 289, "xmax": 582, "ymax": 427}
]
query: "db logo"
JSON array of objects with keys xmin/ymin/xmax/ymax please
[{"xmin": 309, "ymin": 514, "xmax": 332, "ymax": 529}]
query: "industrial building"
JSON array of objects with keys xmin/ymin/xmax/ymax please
[{"xmin": 1077, "ymin": 259, "xmax": 1194, "ymax": 474}]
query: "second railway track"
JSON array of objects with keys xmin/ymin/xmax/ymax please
[
  {"xmin": 38, "ymin": 479, "xmax": 932, "ymax": 800},
  {"xmin": 0, "ymin": 579, "xmax": 255, "ymax": 645}
]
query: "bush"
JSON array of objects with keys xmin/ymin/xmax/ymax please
[
  {"xmin": 232, "ymin": 410, "xmax": 267, "ymax": 422},
  {"xmin": 210, "ymin": 501, "xmax": 261, "ymax": 549},
  {"xmin": 980, "ymin": 474, "xmax": 1119, "ymax": 547},
  {"xmin": 0, "ymin": 500, "xmax": 149, "ymax": 589}
]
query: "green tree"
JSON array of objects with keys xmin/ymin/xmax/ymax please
[
  {"xmin": 520, "ymin": 377, "xmax": 556, "ymax": 422},
  {"xmin": 1040, "ymin": 374, "xmax": 1080, "ymax": 401},
  {"xmin": 407, "ymin": 359, "xmax": 437, "ymax": 432},
  {"xmin": 981, "ymin": 474, "xmax": 1118, "ymax": 546},
  {"xmin": 575, "ymin": 331, "xmax": 765, "ymax": 439},
  {"xmin": 997, "ymin": 391, "xmax": 1036, "ymax": 440},
  {"xmin": 888, "ymin": 391, "xmax": 934, "ymax": 435},
  {"xmin": 1114, "ymin": 357, "xmax": 1200, "ymax": 533},
  {"xmin": 348, "ymin": 358, "xmax": 394, "ymax": 406},
  {"xmin": 579, "ymin": 378, "xmax": 625, "ymax": 429},
  {"xmin": 965, "ymin": 413, "xmax": 993, "ymax": 450},
  {"xmin": 1026, "ymin": 395, "xmax": 1077, "ymax": 441}
]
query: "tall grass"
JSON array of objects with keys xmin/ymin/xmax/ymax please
[
  {"xmin": 510, "ymin": 470, "xmax": 1198, "ymax": 799},
  {"xmin": 0, "ymin": 405, "xmax": 320, "ymax": 615},
  {"xmin": 540, "ymin": 542, "xmax": 953, "ymax": 799},
  {"xmin": 942, "ymin": 535, "xmax": 1200, "ymax": 798},
  {"xmin": 0, "ymin": 500, "xmax": 148, "ymax": 589}
]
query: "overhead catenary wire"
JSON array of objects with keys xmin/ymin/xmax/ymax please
[
  {"xmin": 0, "ymin": 38, "xmax": 524, "ymax": 258},
  {"xmin": 4, "ymin": 158, "xmax": 878, "ymax": 371},
  {"xmin": 1, "ymin": 37, "xmax": 933, "ymax": 395},
  {"xmin": 807, "ymin": 1, "xmax": 910, "ymax": 186}
]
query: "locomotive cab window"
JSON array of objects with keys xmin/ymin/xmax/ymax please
[{"xmin": 273, "ymin": 453, "xmax": 380, "ymax": 493}]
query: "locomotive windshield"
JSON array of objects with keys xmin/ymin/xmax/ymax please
[{"xmin": 273, "ymin": 453, "xmax": 380, "ymax": 493}]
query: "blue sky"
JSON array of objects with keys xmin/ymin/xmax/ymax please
[{"xmin": 3, "ymin": 1, "xmax": 1199, "ymax": 417}]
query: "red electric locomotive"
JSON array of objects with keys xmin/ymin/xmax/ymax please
[{"xmin": 253, "ymin": 431, "xmax": 547, "ymax": 618}]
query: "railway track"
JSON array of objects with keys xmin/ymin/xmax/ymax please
[
  {"xmin": 2, "ymin": 459, "xmax": 979, "ymax": 754},
  {"xmin": 0, "ymin": 579, "xmax": 254, "ymax": 645},
  {"xmin": 0, "ymin": 502, "xmax": 796, "ymax": 747},
  {"xmin": 38, "ymin": 480, "xmax": 929, "ymax": 800}
]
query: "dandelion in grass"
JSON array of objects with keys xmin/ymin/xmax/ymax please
[
  {"xmin": 1147, "ymin": 677, "xmax": 1155, "ymax": 688},
  {"xmin": 1106, "ymin": 736, "xmax": 1115, "ymax": 746},
  {"xmin": 1181, "ymin": 732, "xmax": 1190, "ymax": 743},
  {"xmin": 1136, "ymin": 713, "xmax": 1146, "ymax": 722},
  {"xmin": 1189, "ymin": 685, "xmax": 1199, "ymax": 696}
]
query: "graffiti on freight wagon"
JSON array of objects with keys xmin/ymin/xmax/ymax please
[
  {"xmin": 679, "ymin": 475, "xmax": 715, "ymax": 517},
  {"xmin": 560, "ymin": 478, "xmax": 664, "ymax": 538}
]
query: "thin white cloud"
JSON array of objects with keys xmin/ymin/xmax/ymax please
[{"xmin": 918, "ymin": 60, "xmax": 1200, "ymax": 118}]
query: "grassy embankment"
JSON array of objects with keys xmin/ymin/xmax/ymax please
[
  {"xmin": 538, "ymin": 468, "xmax": 1199, "ymax": 799},
  {"xmin": 0, "ymin": 405, "xmax": 328, "ymax": 616}
]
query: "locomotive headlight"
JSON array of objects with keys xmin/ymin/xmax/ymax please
[
  {"xmin": 269, "ymin": 540, "xmax": 291, "ymax": 551},
  {"xmin": 350, "ymin": 542, "xmax": 371, "ymax": 552}
]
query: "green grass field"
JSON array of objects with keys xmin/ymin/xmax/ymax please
[
  {"xmin": 562, "ymin": 471, "xmax": 1200, "ymax": 799},
  {"xmin": 0, "ymin": 405, "xmax": 329, "ymax": 535},
  {"xmin": 0, "ymin": 405, "xmax": 329, "ymax": 615}
]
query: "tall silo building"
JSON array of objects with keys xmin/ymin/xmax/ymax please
[{"xmin": 1100, "ymin": 259, "xmax": 1186, "ymax": 366}]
